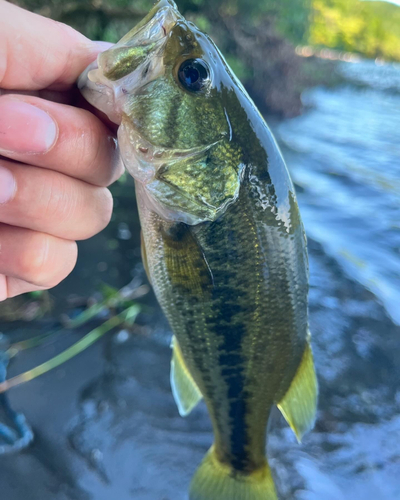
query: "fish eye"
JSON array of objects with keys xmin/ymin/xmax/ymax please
[{"xmin": 178, "ymin": 59, "xmax": 210, "ymax": 92}]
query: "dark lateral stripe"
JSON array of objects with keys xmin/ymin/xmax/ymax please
[
  {"xmin": 217, "ymin": 324, "xmax": 249, "ymax": 471},
  {"xmin": 204, "ymin": 215, "xmax": 252, "ymax": 471}
]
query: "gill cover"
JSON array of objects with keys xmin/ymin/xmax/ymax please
[{"xmin": 78, "ymin": 0, "xmax": 245, "ymax": 225}]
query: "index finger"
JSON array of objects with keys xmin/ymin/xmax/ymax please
[{"xmin": 0, "ymin": 0, "xmax": 103, "ymax": 91}]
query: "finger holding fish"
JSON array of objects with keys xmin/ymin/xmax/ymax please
[
  {"xmin": 0, "ymin": 4, "xmax": 127, "ymax": 301},
  {"xmin": 0, "ymin": 224, "xmax": 77, "ymax": 301},
  {"xmin": 0, "ymin": 94, "xmax": 123, "ymax": 186}
]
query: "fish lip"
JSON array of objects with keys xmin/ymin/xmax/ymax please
[
  {"xmin": 116, "ymin": 1, "xmax": 181, "ymax": 48},
  {"xmin": 78, "ymin": 1, "xmax": 182, "ymax": 123},
  {"xmin": 77, "ymin": 60, "xmax": 100, "ymax": 91},
  {"xmin": 78, "ymin": 59, "xmax": 123, "ymax": 124}
]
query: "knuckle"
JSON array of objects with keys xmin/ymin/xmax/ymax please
[
  {"xmin": 37, "ymin": 172, "xmax": 72, "ymax": 225},
  {"xmin": 19, "ymin": 234, "xmax": 77, "ymax": 288},
  {"xmin": 76, "ymin": 121, "xmax": 106, "ymax": 181},
  {"xmin": 59, "ymin": 240, "xmax": 78, "ymax": 282},
  {"xmin": 36, "ymin": 173, "xmax": 113, "ymax": 241},
  {"xmin": 75, "ymin": 187, "xmax": 113, "ymax": 240},
  {"xmin": 94, "ymin": 188, "xmax": 114, "ymax": 233},
  {"xmin": 18, "ymin": 232, "xmax": 52, "ymax": 286},
  {"xmin": 99, "ymin": 137, "xmax": 123, "ymax": 186},
  {"xmin": 76, "ymin": 119, "xmax": 120, "ymax": 187}
]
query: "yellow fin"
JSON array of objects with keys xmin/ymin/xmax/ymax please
[
  {"xmin": 140, "ymin": 230, "xmax": 151, "ymax": 285},
  {"xmin": 277, "ymin": 340, "xmax": 318, "ymax": 442},
  {"xmin": 190, "ymin": 446, "xmax": 278, "ymax": 500},
  {"xmin": 170, "ymin": 336, "xmax": 203, "ymax": 417}
]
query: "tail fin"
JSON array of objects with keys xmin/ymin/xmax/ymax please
[{"xmin": 189, "ymin": 447, "xmax": 278, "ymax": 500}]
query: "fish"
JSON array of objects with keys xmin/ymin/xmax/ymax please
[{"xmin": 78, "ymin": 1, "xmax": 318, "ymax": 499}]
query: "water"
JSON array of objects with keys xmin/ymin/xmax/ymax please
[
  {"xmin": 277, "ymin": 61, "xmax": 400, "ymax": 325},
  {"xmin": 1, "ymin": 60, "xmax": 400, "ymax": 499},
  {"xmin": 273, "ymin": 60, "xmax": 400, "ymax": 498}
]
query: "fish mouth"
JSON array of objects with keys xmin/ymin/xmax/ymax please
[
  {"xmin": 115, "ymin": 0, "xmax": 180, "ymax": 48},
  {"xmin": 78, "ymin": 0, "xmax": 182, "ymax": 124}
]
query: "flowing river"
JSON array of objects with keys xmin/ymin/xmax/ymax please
[{"xmin": 1, "ymin": 60, "xmax": 399, "ymax": 500}]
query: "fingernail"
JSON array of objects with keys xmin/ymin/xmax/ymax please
[
  {"xmin": 0, "ymin": 165, "xmax": 16, "ymax": 204},
  {"xmin": 0, "ymin": 98, "xmax": 57, "ymax": 154}
]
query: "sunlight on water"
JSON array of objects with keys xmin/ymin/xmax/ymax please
[{"xmin": 278, "ymin": 61, "xmax": 400, "ymax": 325}]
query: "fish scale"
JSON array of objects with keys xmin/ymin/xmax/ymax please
[
  {"xmin": 79, "ymin": 1, "xmax": 318, "ymax": 498},
  {"xmin": 138, "ymin": 170, "xmax": 307, "ymax": 470}
]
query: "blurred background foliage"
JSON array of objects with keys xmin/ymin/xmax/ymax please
[
  {"xmin": 11, "ymin": 0, "xmax": 400, "ymax": 117},
  {"xmin": 311, "ymin": 0, "xmax": 400, "ymax": 60}
]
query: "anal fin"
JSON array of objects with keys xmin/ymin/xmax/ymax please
[
  {"xmin": 277, "ymin": 339, "xmax": 318, "ymax": 442},
  {"xmin": 170, "ymin": 336, "xmax": 203, "ymax": 417}
]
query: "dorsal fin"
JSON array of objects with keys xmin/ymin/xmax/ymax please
[
  {"xmin": 277, "ymin": 339, "xmax": 318, "ymax": 442},
  {"xmin": 170, "ymin": 336, "xmax": 203, "ymax": 417}
]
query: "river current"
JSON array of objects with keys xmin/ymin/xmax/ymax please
[
  {"xmin": 278, "ymin": 60, "xmax": 400, "ymax": 326},
  {"xmin": 1, "ymin": 60, "xmax": 399, "ymax": 500}
]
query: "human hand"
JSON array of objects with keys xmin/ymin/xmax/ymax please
[{"xmin": 0, "ymin": 1, "xmax": 124, "ymax": 301}]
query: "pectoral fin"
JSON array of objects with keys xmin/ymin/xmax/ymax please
[
  {"xmin": 277, "ymin": 340, "xmax": 318, "ymax": 442},
  {"xmin": 170, "ymin": 336, "xmax": 203, "ymax": 417},
  {"xmin": 140, "ymin": 230, "xmax": 151, "ymax": 285}
]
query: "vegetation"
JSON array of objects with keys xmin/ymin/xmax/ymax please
[
  {"xmin": 11, "ymin": 0, "xmax": 312, "ymax": 116},
  {"xmin": 14, "ymin": 0, "xmax": 400, "ymax": 59},
  {"xmin": 10, "ymin": 0, "xmax": 400, "ymax": 118},
  {"xmin": 310, "ymin": 0, "xmax": 400, "ymax": 61}
]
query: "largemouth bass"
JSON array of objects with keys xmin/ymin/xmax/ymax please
[{"xmin": 79, "ymin": 1, "xmax": 318, "ymax": 498}]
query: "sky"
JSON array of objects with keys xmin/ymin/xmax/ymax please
[
  {"xmin": 374, "ymin": 0, "xmax": 400, "ymax": 4},
  {"xmin": 363, "ymin": 0, "xmax": 400, "ymax": 4}
]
